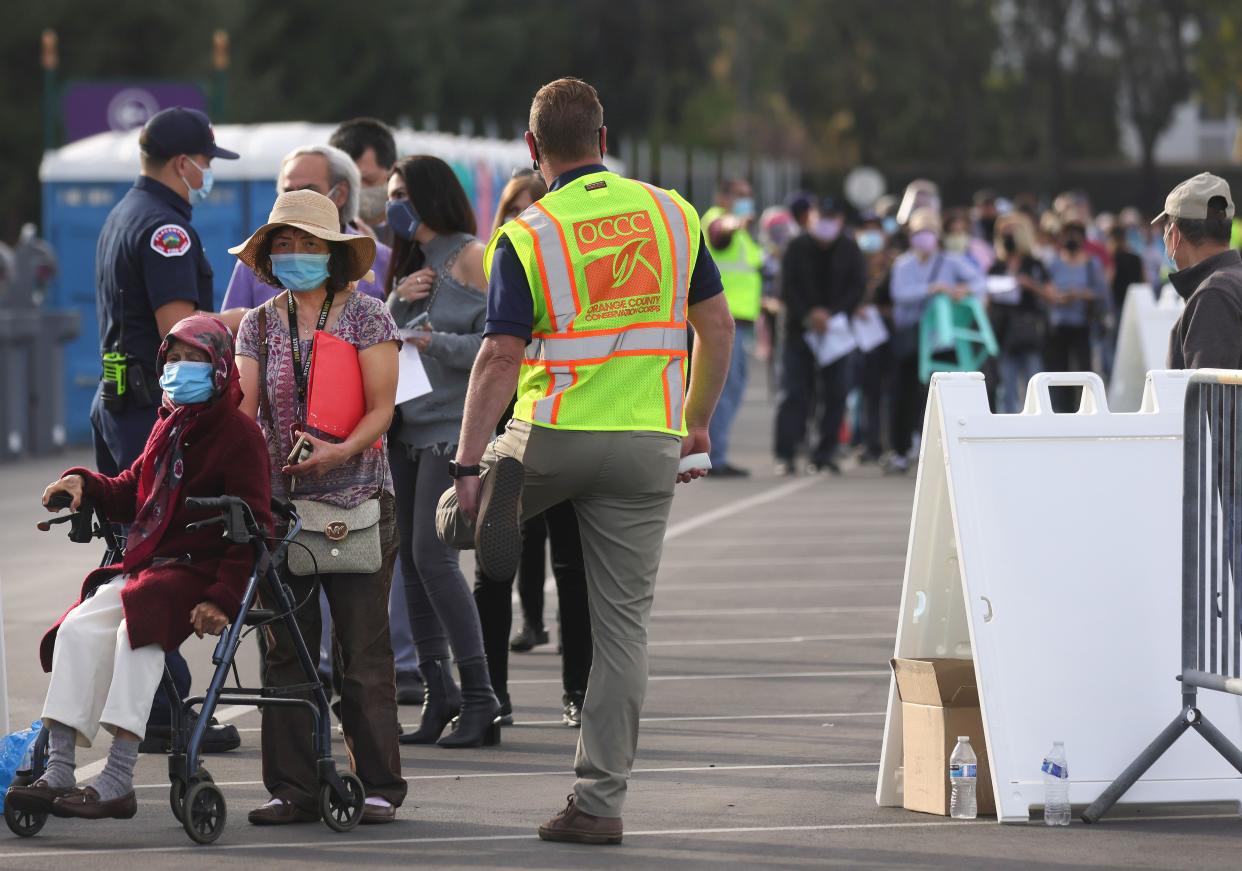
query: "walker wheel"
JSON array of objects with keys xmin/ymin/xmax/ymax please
[
  {"xmin": 319, "ymin": 772, "xmax": 364, "ymax": 832},
  {"xmin": 4, "ymin": 777, "xmax": 48, "ymax": 838},
  {"xmin": 170, "ymin": 769, "xmax": 212, "ymax": 823},
  {"xmin": 182, "ymin": 781, "xmax": 226, "ymax": 845}
]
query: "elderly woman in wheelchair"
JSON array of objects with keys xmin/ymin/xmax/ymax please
[{"xmin": 8, "ymin": 314, "xmax": 271, "ymax": 821}]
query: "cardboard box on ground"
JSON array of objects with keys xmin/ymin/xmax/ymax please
[{"xmin": 892, "ymin": 657, "xmax": 996, "ymax": 816}]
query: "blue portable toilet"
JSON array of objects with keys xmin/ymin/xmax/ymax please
[{"xmin": 39, "ymin": 122, "xmax": 559, "ymax": 445}]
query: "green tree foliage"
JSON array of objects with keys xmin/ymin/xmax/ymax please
[{"xmin": 0, "ymin": 0, "xmax": 1223, "ymax": 239}]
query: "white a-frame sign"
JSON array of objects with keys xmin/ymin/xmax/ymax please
[{"xmin": 877, "ymin": 370, "xmax": 1242, "ymax": 821}]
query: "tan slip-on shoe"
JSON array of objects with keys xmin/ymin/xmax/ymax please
[{"xmin": 537, "ymin": 794, "xmax": 622, "ymax": 845}]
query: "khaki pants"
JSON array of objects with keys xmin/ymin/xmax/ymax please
[{"xmin": 438, "ymin": 419, "xmax": 679, "ymax": 817}]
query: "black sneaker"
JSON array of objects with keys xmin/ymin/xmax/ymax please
[
  {"xmin": 510, "ymin": 623, "xmax": 550, "ymax": 652},
  {"xmin": 774, "ymin": 460, "xmax": 797, "ymax": 477},
  {"xmin": 475, "ymin": 457, "xmax": 525, "ymax": 580},
  {"xmin": 562, "ymin": 694, "xmax": 584, "ymax": 728},
  {"xmin": 711, "ymin": 463, "xmax": 750, "ymax": 478}
]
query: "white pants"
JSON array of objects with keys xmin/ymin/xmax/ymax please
[{"xmin": 41, "ymin": 575, "xmax": 165, "ymax": 747}]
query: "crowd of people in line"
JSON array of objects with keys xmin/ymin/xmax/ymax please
[{"xmin": 700, "ymin": 176, "xmax": 1234, "ymax": 477}]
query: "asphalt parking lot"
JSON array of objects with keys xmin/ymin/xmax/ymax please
[{"xmin": 0, "ymin": 384, "xmax": 1239, "ymax": 870}]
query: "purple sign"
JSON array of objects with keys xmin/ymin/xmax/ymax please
[{"xmin": 62, "ymin": 82, "xmax": 207, "ymax": 143}]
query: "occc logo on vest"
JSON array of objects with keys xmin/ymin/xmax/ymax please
[{"xmin": 573, "ymin": 210, "xmax": 663, "ymax": 305}]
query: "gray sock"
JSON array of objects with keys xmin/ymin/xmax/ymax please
[
  {"xmin": 42, "ymin": 720, "xmax": 77, "ymax": 789},
  {"xmin": 87, "ymin": 737, "xmax": 139, "ymax": 801}
]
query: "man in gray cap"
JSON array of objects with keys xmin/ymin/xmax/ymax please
[{"xmin": 1159, "ymin": 172, "xmax": 1242, "ymax": 368}]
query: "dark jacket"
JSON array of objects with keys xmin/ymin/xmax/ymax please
[
  {"xmin": 779, "ymin": 233, "xmax": 867, "ymax": 338},
  {"xmin": 39, "ymin": 400, "xmax": 272, "ymax": 672},
  {"xmin": 1167, "ymin": 249, "xmax": 1242, "ymax": 369}
]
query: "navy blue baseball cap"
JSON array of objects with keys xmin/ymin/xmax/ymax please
[{"xmin": 139, "ymin": 107, "xmax": 238, "ymax": 160}]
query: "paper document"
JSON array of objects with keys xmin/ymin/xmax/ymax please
[
  {"xmin": 850, "ymin": 306, "xmax": 889, "ymax": 353},
  {"xmin": 804, "ymin": 313, "xmax": 857, "ymax": 367},
  {"xmin": 396, "ymin": 344, "xmax": 433, "ymax": 404}
]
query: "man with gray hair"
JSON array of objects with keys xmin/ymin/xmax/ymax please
[
  {"xmin": 219, "ymin": 144, "xmax": 391, "ymax": 325},
  {"xmin": 1160, "ymin": 172, "xmax": 1242, "ymax": 369}
]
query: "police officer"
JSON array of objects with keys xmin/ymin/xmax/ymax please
[
  {"xmin": 436, "ymin": 78, "xmax": 735, "ymax": 845},
  {"xmin": 91, "ymin": 106, "xmax": 239, "ymax": 752}
]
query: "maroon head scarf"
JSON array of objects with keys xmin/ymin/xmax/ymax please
[{"xmin": 123, "ymin": 314, "xmax": 242, "ymax": 571}]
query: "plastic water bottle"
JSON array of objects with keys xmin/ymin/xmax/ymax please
[
  {"xmin": 1041, "ymin": 741, "xmax": 1071, "ymax": 826},
  {"xmin": 949, "ymin": 736, "xmax": 977, "ymax": 819}
]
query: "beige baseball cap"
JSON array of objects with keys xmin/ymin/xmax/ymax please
[
  {"xmin": 1152, "ymin": 172, "xmax": 1235, "ymax": 224},
  {"xmin": 907, "ymin": 207, "xmax": 942, "ymax": 235}
]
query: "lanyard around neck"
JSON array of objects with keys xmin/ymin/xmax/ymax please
[{"xmin": 287, "ymin": 289, "xmax": 335, "ymax": 406}]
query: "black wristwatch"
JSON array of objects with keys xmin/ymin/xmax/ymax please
[{"xmin": 448, "ymin": 461, "xmax": 482, "ymax": 479}]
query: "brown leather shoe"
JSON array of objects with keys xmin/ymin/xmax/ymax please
[
  {"xmin": 360, "ymin": 801, "xmax": 396, "ymax": 824},
  {"xmin": 537, "ymin": 794, "xmax": 622, "ymax": 845},
  {"xmin": 51, "ymin": 786, "xmax": 137, "ymax": 820},
  {"xmin": 248, "ymin": 797, "xmax": 319, "ymax": 825},
  {"xmin": 6, "ymin": 779, "xmax": 75, "ymax": 815}
]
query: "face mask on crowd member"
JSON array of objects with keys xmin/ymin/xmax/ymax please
[
  {"xmin": 732, "ymin": 196, "xmax": 755, "ymax": 220},
  {"xmin": 812, "ymin": 216, "xmax": 842, "ymax": 243},
  {"xmin": 910, "ymin": 230, "xmax": 939, "ymax": 253},
  {"xmin": 1063, "ymin": 232, "xmax": 1084, "ymax": 254},
  {"xmin": 159, "ymin": 360, "xmax": 215, "ymax": 405},
  {"xmin": 1002, "ymin": 233, "xmax": 1018, "ymax": 255},
  {"xmin": 857, "ymin": 229, "xmax": 885, "ymax": 254},
  {"xmin": 270, "ymin": 252, "xmax": 331, "ymax": 291},
  {"xmin": 179, "ymin": 155, "xmax": 214, "ymax": 206},
  {"xmin": 358, "ymin": 185, "xmax": 388, "ymax": 225},
  {"xmin": 387, "ymin": 199, "xmax": 421, "ymax": 241}
]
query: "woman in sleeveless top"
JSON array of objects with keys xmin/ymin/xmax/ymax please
[{"xmin": 384, "ymin": 155, "xmax": 501, "ymax": 748}]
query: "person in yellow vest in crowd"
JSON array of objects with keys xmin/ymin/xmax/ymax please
[
  {"xmin": 702, "ymin": 179, "xmax": 765, "ymax": 477},
  {"xmin": 435, "ymin": 77, "xmax": 734, "ymax": 845}
]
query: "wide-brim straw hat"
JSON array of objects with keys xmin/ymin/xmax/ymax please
[{"xmin": 228, "ymin": 189, "xmax": 376, "ymax": 283}]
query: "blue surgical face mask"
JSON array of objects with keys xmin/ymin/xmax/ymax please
[
  {"xmin": 857, "ymin": 229, "xmax": 885, "ymax": 254},
  {"xmin": 159, "ymin": 360, "xmax": 215, "ymax": 405},
  {"xmin": 732, "ymin": 197, "xmax": 755, "ymax": 220},
  {"xmin": 181, "ymin": 157, "xmax": 214, "ymax": 207},
  {"xmin": 387, "ymin": 199, "xmax": 421, "ymax": 241},
  {"xmin": 270, "ymin": 253, "xmax": 331, "ymax": 292}
]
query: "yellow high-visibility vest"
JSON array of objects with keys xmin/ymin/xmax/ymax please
[
  {"xmin": 702, "ymin": 205, "xmax": 763, "ymax": 321},
  {"xmin": 485, "ymin": 170, "xmax": 701, "ymax": 435}
]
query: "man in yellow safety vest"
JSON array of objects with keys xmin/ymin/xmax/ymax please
[
  {"xmin": 702, "ymin": 179, "xmax": 765, "ymax": 476},
  {"xmin": 435, "ymin": 78, "xmax": 734, "ymax": 845}
]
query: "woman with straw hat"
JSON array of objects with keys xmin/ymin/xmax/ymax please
[{"xmin": 231, "ymin": 189, "xmax": 407, "ymax": 826}]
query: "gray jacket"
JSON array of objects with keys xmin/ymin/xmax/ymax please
[
  {"xmin": 387, "ymin": 233, "xmax": 485, "ymax": 448},
  {"xmin": 1167, "ymin": 249, "xmax": 1242, "ymax": 370}
]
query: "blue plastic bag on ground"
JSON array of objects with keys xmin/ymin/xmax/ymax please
[{"xmin": 0, "ymin": 720, "xmax": 43, "ymax": 810}]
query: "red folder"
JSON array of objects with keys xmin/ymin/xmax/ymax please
[{"xmin": 305, "ymin": 331, "xmax": 380, "ymax": 447}]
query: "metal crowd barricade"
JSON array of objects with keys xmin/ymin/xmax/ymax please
[{"xmin": 1083, "ymin": 369, "xmax": 1242, "ymax": 823}]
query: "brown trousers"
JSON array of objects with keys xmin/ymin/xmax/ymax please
[{"xmin": 260, "ymin": 491, "xmax": 406, "ymax": 809}]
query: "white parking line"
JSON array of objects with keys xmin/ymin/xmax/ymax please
[
  {"xmin": 663, "ymin": 478, "xmax": 819, "ymax": 542},
  {"xmin": 133, "ymin": 760, "xmax": 878, "ymax": 791},
  {"xmin": 655, "ymin": 579, "xmax": 900, "ymax": 592},
  {"xmin": 6, "ymin": 813, "xmax": 1238, "ymax": 860},
  {"xmin": 660, "ymin": 556, "xmax": 902, "ymax": 568},
  {"xmin": 652, "ymin": 606, "xmax": 891, "ymax": 618},
  {"xmin": 231, "ymin": 710, "xmax": 887, "ymax": 733},
  {"xmin": 648, "ymin": 633, "xmax": 893, "ymax": 648},
  {"xmin": 666, "ymin": 535, "xmax": 908, "ymax": 547},
  {"xmin": 508, "ymin": 669, "xmax": 889, "ymax": 686}
]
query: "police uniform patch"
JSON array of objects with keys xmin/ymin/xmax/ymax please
[{"xmin": 150, "ymin": 224, "xmax": 192, "ymax": 258}]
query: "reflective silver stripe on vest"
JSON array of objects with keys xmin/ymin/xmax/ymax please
[
  {"xmin": 663, "ymin": 356, "xmax": 686, "ymax": 430},
  {"xmin": 532, "ymin": 365, "xmax": 575, "ymax": 425},
  {"xmin": 525, "ymin": 206, "xmax": 579, "ymax": 332},
  {"xmin": 527, "ymin": 324, "xmax": 687, "ymax": 363},
  {"xmin": 638, "ymin": 182, "xmax": 691, "ymax": 322}
]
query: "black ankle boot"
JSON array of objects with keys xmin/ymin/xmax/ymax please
[
  {"xmin": 437, "ymin": 660, "xmax": 502, "ymax": 748},
  {"xmin": 399, "ymin": 658, "xmax": 462, "ymax": 745}
]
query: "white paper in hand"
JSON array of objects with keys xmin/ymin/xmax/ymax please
[
  {"xmin": 678, "ymin": 452, "xmax": 712, "ymax": 474},
  {"xmin": 805, "ymin": 313, "xmax": 857, "ymax": 367},
  {"xmin": 850, "ymin": 306, "xmax": 889, "ymax": 353},
  {"xmin": 396, "ymin": 344, "xmax": 433, "ymax": 404}
]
